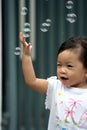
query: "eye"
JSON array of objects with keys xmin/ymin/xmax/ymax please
[
  {"xmin": 57, "ymin": 63, "xmax": 61, "ymax": 67},
  {"xmin": 67, "ymin": 64, "xmax": 73, "ymax": 68}
]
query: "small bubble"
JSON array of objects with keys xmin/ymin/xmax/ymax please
[
  {"xmin": 14, "ymin": 47, "xmax": 21, "ymax": 55},
  {"xmin": 21, "ymin": 7, "xmax": 28, "ymax": 15},
  {"xmin": 23, "ymin": 33, "xmax": 30, "ymax": 38},
  {"xmin": 42, "ymin": 22, "xmax": 50, "ymax": 27},
  {"xmin": 40, "ymin": 19, "xmax": 52, "ymax": 32},
  {"xmin": 22, "ymin": 22, "xmax": 31, "ymax": 38},
  {"xmin": 24, "ymin": 28, "xmax": 31, "ymax": 32},
  {"xmin": 40, "ymin": 22, "xmax": 49, "ymax": 32},
  {"xmin": 24, "ymin": 23, "xmax": 30, "ymax": 26},
  {"xmin": 45, "ymin": 19, "xmax": 52, "ymax": 26},
  {"xmin": 40, "ymin": 28, "xmax": 48, "ymax": 32},
  {"xmin": 66, "ymin": 13, "xmax": 77, "ymax": 23},
  {"xmin": 46, "ymin": 19, "xmax": 52, "ymax": 23},
  {"xmin": 66, "ymin": 0, "xmax": 74, "ymax": 9}
]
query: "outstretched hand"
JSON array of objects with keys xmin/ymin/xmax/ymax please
[{"xmin": 19, "ymin": 32, "xmax": 32, "ymax": 56}]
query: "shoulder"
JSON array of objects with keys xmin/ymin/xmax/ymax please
[
  {"xmin": 47, "ymin": 76, "xmax": 58, "ymax": 82},
  {"xmin": 47, "ymin": 76, "xmax": 64, "ymax": 94},
  {"xmin": 45, "ymin": 76, "xmax": 64, "ymax": 109},
  {"xmin": 47, "ymin": 76, "xmax": 62, "ymax": 87}
]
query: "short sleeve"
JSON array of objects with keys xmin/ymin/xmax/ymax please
[{"xmin": 45, "ymin": 76, "xmax": 58, "ymax": 110}]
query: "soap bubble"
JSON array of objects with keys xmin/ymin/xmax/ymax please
[
  {"xmin": 22, "ymin": 22, "xmax": 31, "ymax": 38},
  {"xmin": 66, "ymin": 13, "xmax": 77, "ymax": 23},
  {"xmin": 40, "ymin": 19, "xmax": 52, "ymax": 32},
  {"xmin": 21, "ymin": 7, "xmax": 28, "ymax": 15},
  {"xmin": 46, "ymin": 19, "xmax": 52, "ymax": 26},
  {"xmin": 66, "ymin": 0, "xmax": 74, "ymax": 9},
  {"xmin": 40, "ymin": 23, "xmax": 49, "ymax": 32},
  {"xmin": 14, "ymin": 47, "xmax": 21, "ymax": 55}
]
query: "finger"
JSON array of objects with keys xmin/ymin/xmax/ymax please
[
  {"xmin": 29, "ymin": 44, "xmax": 32, "ymax": 50},
  {"xmin": 19, "ymin": 32, "xmax": 23, "ymax": 42},
  {"xmin": 19, "ymin": 32, "xmax": 25, "ymax": 43},
  {"xmin": 19, "ymin": 32, "xmax": 23, "ymax": 43}
]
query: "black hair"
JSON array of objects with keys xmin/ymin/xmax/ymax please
[{"xmin": 57, "ymin": 36, "xmax": 87, "ymax": 69}]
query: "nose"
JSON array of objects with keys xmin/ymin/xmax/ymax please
[{"xmin": 58, "ymin": 66, "xmax": 67, "ymax": 74}]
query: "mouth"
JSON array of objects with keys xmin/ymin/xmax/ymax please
[
  {"xmin": 60, "ymin": 76, "xmax": 69, "ymax": 81},
  {"xmin": 59, "ymin": 76, "xmax": 70, "ymax": 86}
]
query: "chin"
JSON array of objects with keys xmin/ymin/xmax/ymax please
[{"xmin": 62, "ymin": 82, "xmax": 71, "ymax": 87}]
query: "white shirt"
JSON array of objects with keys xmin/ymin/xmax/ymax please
[{"xmin": 45, "ymin": 76, "xmax": 87, "ymax": 130}]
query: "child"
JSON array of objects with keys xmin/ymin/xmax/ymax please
[{"xmin": 19, "ymin": 32, "xmax": 87, "ymax": 130}]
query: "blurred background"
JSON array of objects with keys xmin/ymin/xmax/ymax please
[{"xmin": 1, "ymin": 0, "xmax": 87, "ymax": 130}]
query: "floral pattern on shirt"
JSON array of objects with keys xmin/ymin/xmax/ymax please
[{"xmin": 55, "ymin": 91, "xmax": 87, "ymax": 129}]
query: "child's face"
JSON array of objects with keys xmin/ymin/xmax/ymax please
[{"xmin": 57, "ymin": 49, "xmax": 87, "ymax": 88}]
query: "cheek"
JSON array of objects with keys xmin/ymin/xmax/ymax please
[
  {"xmin": 69, "ymin": 71, "xmax": 83, "ymax": 80},
  {"xmin": 68, "ymin": 71, "xmax": 76, "ymax": 77},
  {"xmin": 57, "ymin": 68, "xmax": 62, "ymax": 79}
]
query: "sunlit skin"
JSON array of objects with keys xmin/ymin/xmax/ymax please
[{"xmin": 57, "ymin": 49, "xmax": 87, "ymax": 88}]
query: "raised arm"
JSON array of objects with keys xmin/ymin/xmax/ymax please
[{"xmin": 19, "ymin": 32, "xmax": 48, "ymax": 93}]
